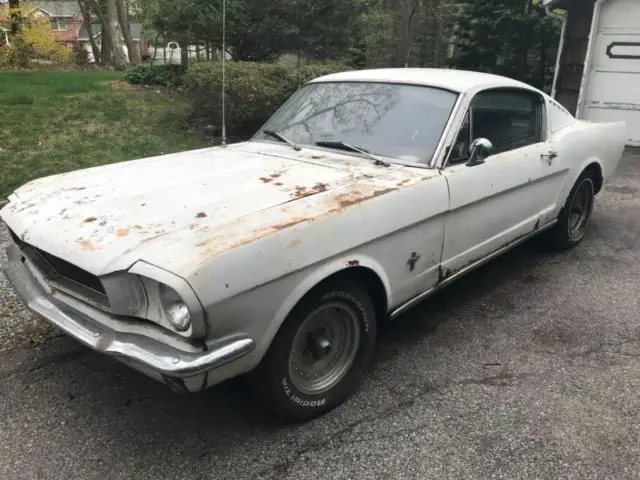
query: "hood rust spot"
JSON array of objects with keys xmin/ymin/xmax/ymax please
[
  {"xmin": 274, "ymin": 182, "xmax": 283, "ymax": 186},
  {"xmin": 83, "ymin": 216, "xmax": 97, "ymax": 224},
  {"xmin": 272, "ymin": 217, "xmax": 307, "ymax": 231},
  {"xmin": 336, "ymin": 188, "xmax": 396, "ymax": 208},
  {"xmin": 141, "ymin": 231, "xmax": 167, "ymax": 244},
  {"xmin": 195, "ymin": 184, "xmax": 399, "ymax": 260},
  {"xmin": 196, "ymin": 212, "xmax": 207, "ymax": 218},
  {"xmin": 261, "ymin": 172, "xmax": 283, "ymax": 184},
  {"xmin": 291, "ymin": 182, "xmax": 328, "ymax": 199},
  {"xmin": 292, "ymin": 186, "xmax": 308, "ymax": 198},
  {"xmin": 115, "ymin": 227, "xmax": 129, "ymax": 237},
  {"xmin": 78, "ymin": 239, "xmax": 102, "ymax": 251}
]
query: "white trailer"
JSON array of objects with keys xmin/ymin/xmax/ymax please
[{"xmin": 545, "ymin": 0, "xmax": 640, "ymax": 146}]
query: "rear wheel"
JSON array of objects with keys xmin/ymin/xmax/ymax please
[
  {"xmin": 250, "ymin": 279, "xmax": 377, "ymax": 421},
  {"xmin": 545, "ymin": 172, "xmax": 595, "ymax": 250}
]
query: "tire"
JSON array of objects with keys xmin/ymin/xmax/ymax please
[
  {"xmin": 249, "ymin": 279, "xmax": 377, "ymax": 422},
  {"xmin": 545, "ymin": 171, "xmax": 596, "ymax": 250}
]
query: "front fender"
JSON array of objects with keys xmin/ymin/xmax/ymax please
[{"xmin": 256, "ymin": 253, "xmax": 392, "ymax": 354}]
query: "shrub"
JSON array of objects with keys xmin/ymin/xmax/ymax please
[
  {"xmin": 5, "ymin": 8, "xmax": 71, "ymax": 68},
  {"xmin": 184, "ymin": 61, "xmax": 289, "ymax": 137},
  {"xmin": 183, "ymin": 60, "xmax": 350, "ymax": 139},
  {"xmin": 124, "ymin": 64, "xmax": 186, "ymax": 87},
  {"xmin": 279, "ymin": 60, "xmax": 352, "ymax": 99}
]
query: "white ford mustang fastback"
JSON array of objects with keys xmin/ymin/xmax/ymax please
[{"xmin": 0, "ymin": 68, "xmax": 627, "ymax": 421}]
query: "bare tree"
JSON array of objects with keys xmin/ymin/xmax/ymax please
[
  {"xmin": 106, "ymin": 0, "xmax": 128, "ymax": 68},
  {"xmin": 116, "ymin": 0, "xmax": 140, "ymax": 64},
  {"xmin": 83, "ymin": 0, "xmax": 128, "ymax": 68},
  {"xmin": 78, "ymin": 0, "xmax": 102, "ymax": 65}
]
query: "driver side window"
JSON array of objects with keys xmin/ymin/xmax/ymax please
[{"xmin": 447, "ymin": 89, "xmax": 544, "ymax": 166}]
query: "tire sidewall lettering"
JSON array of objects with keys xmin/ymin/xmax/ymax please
[
  {"xmin": 321, "ymin": 290, "xmax": 370, "ymax": 332},
  {"xmin": 281, "ymin": 377, "xmax": 326, "ymax": 408}
]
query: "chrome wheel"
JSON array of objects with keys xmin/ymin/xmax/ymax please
[
  {"xmin": 288, "ymin": 302, "xmax": 361, "ymax": 395},
  {"xmin": 567, "ymin": 178, "xmax": 594, "ymax": 242}
]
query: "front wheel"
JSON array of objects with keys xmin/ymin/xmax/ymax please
[
  {"xmin": 545, "ymin": 172, "xmax": 595, "ymax": 250},
  {"xmin": 250, "ymin": 279, "xmax": 377, "ymax": 422}
]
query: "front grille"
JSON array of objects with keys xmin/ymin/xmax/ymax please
[
  {"xmin": 38, "ymin": 249, "xmax": 106, "ymax": 294},
  {"xmin": 9, "ymin": 228, "xmax": 111, "ymax": 310}
]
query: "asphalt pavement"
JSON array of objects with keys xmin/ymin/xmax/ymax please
[{"xmin": 1, "ymin": 150, "xmax": 640, "ymax": 479}]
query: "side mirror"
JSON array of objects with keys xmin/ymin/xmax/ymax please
[{"xmin": 466, "ymin": 138, "xmax": 493, "ymax": 167}]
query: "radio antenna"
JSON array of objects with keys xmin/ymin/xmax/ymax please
[{"xmin": 221, "ymin": 0, "xmax": 227, "ymax": 146}]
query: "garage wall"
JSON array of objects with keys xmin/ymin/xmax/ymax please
[
  {"xmin": 580, "ymin": 0, "xmax": 640, "ymax": 146},
  {"xmin": 554, "ymin": 0, "xmax": 596, "ymax": 117}
]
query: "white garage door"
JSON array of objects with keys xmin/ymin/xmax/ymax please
[{"xmin": 582, "ymin": 0, "xmax": 640, "ymax": 146}]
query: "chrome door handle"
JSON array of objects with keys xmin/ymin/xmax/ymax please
[{"xmin": 541, "ymin": 151, "xmax": 558, "ymax": 165}]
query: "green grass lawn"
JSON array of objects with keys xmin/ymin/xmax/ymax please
[{"xmin": 0, "ymin": 71, "xmax": 213, "ymax": 199}]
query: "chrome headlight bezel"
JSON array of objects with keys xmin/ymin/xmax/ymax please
[{"xmin": 102, "ymin": 261, "xmax": 206, "ymax": 338}]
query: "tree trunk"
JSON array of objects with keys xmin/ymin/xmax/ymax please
[
  {"xmin": 101, "ymin": 31, "xmax": 113, "ymax": 66},
  {"xmin": 391, "ymin": 0, "xmax": 418, "ymax": 67},
  {"xmin": 435, "ymin": 11, "xmax": 442, "ymax": 67},
  {"xmin": 78, "ymin": 0, "xmax": 102, "ymax": 66},
  {"xmin": 86, "ymin": 0, "xmax": 114, "ymax": 66},
  {"xmin": 85, "ymin": 22, "xmax": 102, "ymax": 66},
  {"xmin": 538, "ymin": 39, "xmax": 549, "ymax": 91},
  {"xmin": 104, "ymin": 0, "xmax": 128, "ymax": 68},
  {"xmin": 115, "ymin": 0, "xmax": 138, "ymax": 64},
  {"xmin": 180, "ymin": 44, "xmax": 189, "ymax": 68},
  {"xmin": 8, "ymin": 0, "xmax": 20, "ymax": 35},
  {"xmin": 151, "ymin": 34, "xmax": 160, "ymax": 65}
]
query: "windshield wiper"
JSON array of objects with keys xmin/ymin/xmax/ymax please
[
  {"xmin": 315, "ymin": 140, "xmax": 390, "ymax": 167},
  {"xmin": 263, "ymin": 129, "xmax": 301, "ymax": 151}
]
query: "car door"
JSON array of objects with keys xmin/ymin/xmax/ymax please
[{"xmin": 439, "ymin": 87, "xmax": 562, "ymax": 278}]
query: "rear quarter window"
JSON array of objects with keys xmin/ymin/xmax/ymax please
[{"xmin": 548, "ymin": 98, "xmax": 575, "ymax": 133}]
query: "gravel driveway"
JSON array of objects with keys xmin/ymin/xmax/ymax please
[{"xmin": 2, "ymin": 150, "xmax": 640, "ymax": 479}]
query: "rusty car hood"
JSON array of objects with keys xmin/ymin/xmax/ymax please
[{"xmin": 1, "ymin": 141, "xmax": 398, "ymax": 275}]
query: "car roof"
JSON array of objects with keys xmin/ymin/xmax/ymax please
[{"xmin": 309, "ymin": 68, "xmax": 538, "ymax": 94}]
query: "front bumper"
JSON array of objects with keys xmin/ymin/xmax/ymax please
[{"xmin": 3, "ymin": 242, "xmax": 255, "ymax": 389}]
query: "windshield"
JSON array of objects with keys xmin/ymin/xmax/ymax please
[{"xmin": 254, "ymin": 81, "xmax": 459, "ymax": 164}]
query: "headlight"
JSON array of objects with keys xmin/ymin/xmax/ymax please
[
  {"xmin": 159, "ymin": 284, "xmax": 191, "ymax": 332},
  {"xmin": 126, "ymin": 261, "xmax": 206, "ymax": 338}
]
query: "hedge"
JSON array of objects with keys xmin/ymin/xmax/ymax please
[
  {"xmin": 124, "ymin": 64, "xmax": 186, "ymax": 87},
  {"xmin": 183, "ymin": 60, "xmax": 351, "ymax": 139}
]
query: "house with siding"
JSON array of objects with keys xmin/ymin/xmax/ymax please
[
  {"xmin": 0, "ymin": 0, "xmax": 83, "ymax": 48},
  {"xmin": 34, "ymin": 0, "xmax": 83, "ymax": 48},
  {"xmin": 0, "ymin": 0, "xmax": 144, "ymax": 62}
]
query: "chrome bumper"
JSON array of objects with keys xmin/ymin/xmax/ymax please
[{"xmin": 3, "ymin": 242, "xmax": 255, "ymax": 383}]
